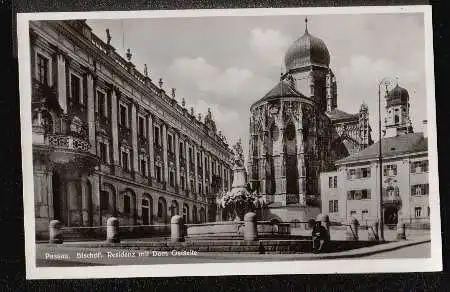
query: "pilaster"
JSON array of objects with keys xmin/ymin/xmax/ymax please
[
  {"xmin": 175, "ymin": 132, "xmax": 180, "ymax": 189},
  {"xmin": 110, "ymin": 88, "xmax": 120, "ymax": 166},
  {"xmin": 194, "ymin": 144, "xmax": 198, "ymax": 193},
  {"xmin": 148, "ymin": 115, "xmax": 154, "ymax": 179},
  {"xmin": 162, "ymin": 124, "xmax": 169, "ymax": 183},
  {"xmin": 185, "ymin": 140, "xmax": 191, "ymax": 192},
  {"xmin": 86, "ymin": 73, "xmax": 96, "ymax": 154},
  {"xmin": 131, "ymin": 102, "xmax": 138, "ymax": 173}
]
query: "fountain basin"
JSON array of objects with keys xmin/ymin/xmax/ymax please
[{"xmin": 186, "ymin": 221, "xmax": 291, "ymax": 240}]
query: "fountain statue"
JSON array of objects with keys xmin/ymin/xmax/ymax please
[
  {"xmin": 216, "ymin": 139, "xmax": 265, "ymax": 221},
  {"xmin": 186, "ymin": 138, "xmax": 290, "ymax": 240}
]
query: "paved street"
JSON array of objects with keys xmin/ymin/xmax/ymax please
[
  {"xmin": 35, "ymin": 239, "xmax": 431, "ymax": 267},
  {"xmin": 363, "ymin": 242, "xmax": 430, "ymax": 259}
]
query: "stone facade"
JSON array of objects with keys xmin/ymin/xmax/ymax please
[
  {"xmin": 30, "ymin": 20, "xmax": 233, "ymax": 237},
  {"xmin": 320, "ymin": 84, "xmax": 429, "ymax": 227},
  {"xmin": 248, "ymin": 20, "xmax": 372, "ymax": 222},
  {"xmin": 320, "ymin": 142, "xmax": 429, "ymax": 226}
]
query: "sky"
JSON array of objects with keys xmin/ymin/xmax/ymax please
[{"xmin": 87, "ymin": 12, "xmax": 428, "ymax": 161}]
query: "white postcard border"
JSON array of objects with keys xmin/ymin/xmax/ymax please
[{"xmin": 17, "ymin": 5, "xmax": 442, "ymax": 279}]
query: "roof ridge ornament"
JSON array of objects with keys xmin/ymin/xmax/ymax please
[{"xmin": 305, "ymin": 17, "xmax": 308, "ymax": 33}]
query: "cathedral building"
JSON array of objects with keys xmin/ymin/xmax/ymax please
[
  {"xmin": 30, "ymin": 20, "xmax": 233, "ymax": 239},
  {"xmin": 248, "ymin": 19, "xmax": 372, "ymax": 222}
]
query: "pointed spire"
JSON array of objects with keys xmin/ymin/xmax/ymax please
[{"xmin": 305, "ymin": 17, "xmax": 309, "ymax": 33}]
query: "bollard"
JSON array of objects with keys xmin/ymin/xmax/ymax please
[
  {"xmin": 396, "ymin": 222, "xmax": 406, "ymax": 240},
  {"xmin": 171, "ymin": 215, "xmax": 184, "ymax": 242},
  {"xmin": 345, "ymin": 218, "xmax": 359, "ymax": 241},
  {"xmin": 244, "ymin": 212, "xmax": 258, "ymax": 241},
  {"xmin": 106, "ymin": 217, "xmax": 120, "ymax": 243},
  {"xmin": 368, "ymin": 220, "xmax": 379, "ymax": 241},
  {"xmin": 49, "ymin": 220, "xmax": 63, "ymax": 244}
]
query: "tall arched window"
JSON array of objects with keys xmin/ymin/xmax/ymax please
[
  {"xmin": 193, "ymin": 205, "xmax": 198, "ymax": 223},
  {"xmin": 183, "ymin": 204, "xmax": 189, "ymax": 224},
  {"xmin": 142, "ymin": 196, "xmax": 152, "ymax": 225}
]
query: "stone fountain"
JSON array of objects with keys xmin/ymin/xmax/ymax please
[{"xmin": 186, "ymin": 139, "xmax": 290, "ymax": 239}]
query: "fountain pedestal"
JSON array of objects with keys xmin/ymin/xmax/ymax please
[{"xmin": 186, "ymin": 139, "xmax": 291, "ymax": 239}]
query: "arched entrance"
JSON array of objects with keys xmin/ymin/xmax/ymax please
[
  {"xmin": 384, "ymin": 206, "xmax": 399, "ymax": 225},
  {"xmin": 142, "ymin": 194, "xmax": 153, "ymax": 225},
  {"xmin": 193, "ymin": 205, "xmax": 198, "ymax": 223},
  {"xmin": 182, "ymin": 203, "xmax": 189, "ymax": 224},
  {"xmin": 199, "ymin": 207, "xmax": 206, "ymax": 223}
]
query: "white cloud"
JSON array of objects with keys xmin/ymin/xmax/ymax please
[
  {"xmin": 249, "ymin": 28, "xmax": 293, "ymax": 68},
  {"xmin": 166, "ymin": 57, "xmax": 272, "ymax": 98}
]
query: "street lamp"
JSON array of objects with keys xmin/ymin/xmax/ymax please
[{"xmin": 377, "ymin": 76, "xmax": 395, "ymax": 242}]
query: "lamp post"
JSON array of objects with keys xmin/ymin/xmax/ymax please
[{"xmin": 377, "ymin": 77, "xmax": 395, "ymax": 242}]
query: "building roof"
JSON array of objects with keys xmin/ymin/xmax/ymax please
[
  {"xmin": 326, "ymin": 108, "xmax": 358, "ymax": 121},
  {"xmin": 284, "ymin": 25, "xmax": 330, "ymax": 71},
  {"xmin": 251, "ymin": 80, "xmax": 308, "ymax": 108},
  {"xmin": 337, "ymin": 132, "xmax": 427, "ymax": 164},
  {"xmin": 386, "ymin": 84, "xmax": 410, "ymax": 107}
]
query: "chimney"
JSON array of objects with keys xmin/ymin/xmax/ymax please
[{"xmin": 422, "ymin": 120, "xmax": 428, "ymax": 138}]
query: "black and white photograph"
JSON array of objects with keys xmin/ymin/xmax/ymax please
[{"xmin": 17, "ymin": 6, "xmax": 442, "ymax": 279}]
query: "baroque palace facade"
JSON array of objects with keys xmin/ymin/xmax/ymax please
[
  {"xmin": 30, "ymin": 20, "xmax": 233, "ymax": 237},
  {"xmin": 248, "ymin": 19, "xmax": 372, "ymax": 222}
]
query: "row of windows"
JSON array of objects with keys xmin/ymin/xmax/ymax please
[
  {"xmin": 347, "ymin": 189, "xmax": 371, "ymax": 200},
  {"xmin": 347, "ymin": 167, "xmax": 371, "ymax": 179},
  {"xmin": 345, "ymin": 160, "xmax": 429, "ymax": 181},
  {"xmin": 36, "ymin": 53, "xmax": 225, "ymax": 175},
  {"xmin": 100, "ymin": 192, "xmax": 207, "ymax": 224},
  {"xmin": 98, "ymin": 138, "xmax": 227, "ymax": 193}
]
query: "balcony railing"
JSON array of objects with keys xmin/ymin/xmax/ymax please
[
  {"xmin": 383, "ymin": 193, "xmax": 401, "ymax": 204},
  {"xmin": 48, "ymin": 135, "xmax": 90, "ymax": 152}
]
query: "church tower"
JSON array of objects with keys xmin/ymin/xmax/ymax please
[
  {"xmin": 384, "ymin": 83, "xmax": 413, "ymax": 137},
  {"xmin": 283, "ymin": 18, "xmax": 337, "ymax": 112}
]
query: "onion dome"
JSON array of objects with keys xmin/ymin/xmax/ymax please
[
  {"xmin": 284, "ymin": 18, "xmax": 330, "ymax": 71},
  {"xmin": 386, "ymin": 84, "xmax": 409, "ymax": 107}
]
